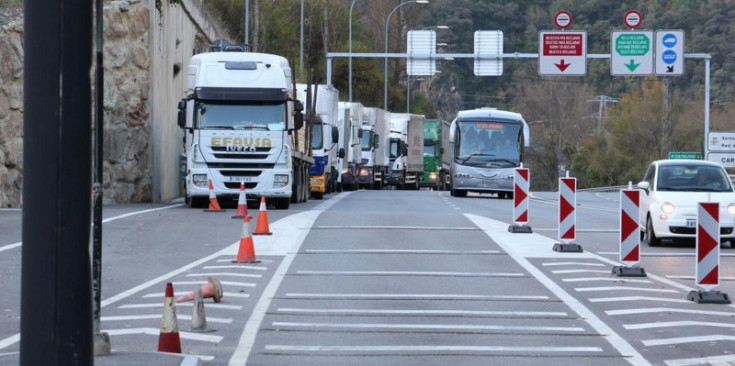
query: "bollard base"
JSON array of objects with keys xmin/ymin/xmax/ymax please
[
  {"xmin": 93, "ymin": 332, "xmax": 111, "ymax": 356},
  {"xmin": 508, "ymin": 225, "xmax": 533, "ymax": 234},
  {"xmin": 552, "ymin": 243, "xmax": 583, "ymax": 252},
  {"xmin": 612, "ymin": 266, "xmax": 647, "ymax": 277},
  {"xmin": 687, "ymin": 290, "xmax": 731, "ymax": 304},
  {"xmin": 232, "ymin": 259, "xmax": 261, "ymax": 264}
]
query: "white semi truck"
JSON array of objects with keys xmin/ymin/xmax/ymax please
[
  {"xmin": 177, "ymin": 45, "xmax": 312, "ymax": 209},
  {"xmin": 386, "ymin": 113, "xmax": 424, "ymax": 190},
  {"xmin": 361, "ymin": 107, "xmax": 390, "ymax": 190},
  {"xmin": 337, "ymin": 102, "xmax": 364, "ymax": 191},
  {"xmin": 296, "ymin": 84, "xmax": 340, "ymax": 199}
]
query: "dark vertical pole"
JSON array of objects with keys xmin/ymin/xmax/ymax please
[
  {"xmin": 21, "ymin": 0, "xmax": 93, "ymax": 364},
  {"xmin": 92, "ymin": 0, "xmax": 105, "ymax": 335}
]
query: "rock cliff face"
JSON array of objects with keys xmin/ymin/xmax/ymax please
[{"xmin": 0, "ymin": 0, "xmax": 221, "ymax": 207}]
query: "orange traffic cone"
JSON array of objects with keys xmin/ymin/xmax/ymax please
[
  {"xmin": 232, "ymin": 181, "xmax": 249, "ymax": 219},
  {"xmin": 233, "ymin": 215, "xmax": 260, "ymax": 263},
  {"xmin": 253, "ymin": 196, "xmax": 272, "ymax": 235},
  {"xmin": 176, "ymin": 276, "xmax": 223, "ymax": 303},
  {"xmin": 157, "ymin": 282, "xmax": 182, "ymax": 353},
  {"xmin": 204, "ymin": 179, "xmax": 224, "ymax": 212}
]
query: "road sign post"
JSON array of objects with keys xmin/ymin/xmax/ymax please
[
  {"xmin": 687, "ymin": 202, "xmax": 731, "ymax": 304},
  {"xmin": 553, "ymin": 176, "xmax": 582, "ymax": 252},
  {"xmin": 509, "ymin": 166, "xmax": 532, "ymax": 233}
]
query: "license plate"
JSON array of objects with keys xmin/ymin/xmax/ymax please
[
  {"xmin": 686, "ymin": 219, "xmax": 696, "ymax": 228},
  {"xmin": 229, "ymin": 177, "xmax": 252, "ymax": 182}
]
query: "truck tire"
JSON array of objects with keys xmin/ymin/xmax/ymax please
[
  {"xmin": 451, "ymin": 188, "xmax": 467, "ymax": 197},
  {"xmin": 274, "ymin": 197, "xmax": 290, "ymax": 209},
  {"xmin": 312, "ymin": 192, "xmax": 324, "ymax": 200},
  {"xmin": 186, "ymin": 195, "xmax": 207, "ymax": 208}
]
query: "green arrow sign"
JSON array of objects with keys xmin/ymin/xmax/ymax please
[
  {"xmin": 615, "ymin": 33, "xmax": 650, "ymax": 56},
  {"xmin": 625, "ymin": 59, "xmax": 640, "ymax": 71}
]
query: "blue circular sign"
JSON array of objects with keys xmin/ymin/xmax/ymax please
[
  {"xmin": 662, "ymin": 50, "xmax": 677, "ymax": 64},
  {"xmin": 662, "ymin": 33, "xmax": 677, "ymax": 48}
]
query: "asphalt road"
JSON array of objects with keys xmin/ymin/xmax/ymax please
[{"xmin": 1, "ymin": 189, "xmax": 735, "ymax": 365}]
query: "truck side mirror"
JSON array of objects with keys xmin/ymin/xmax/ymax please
[
  {"xmin": 403, "ymin": 145, "xmax": 408, "ymax": 156},
  {"xmin": 338, "ymin": 148, "xmax": 345, "ymax": 158},
  {"xmin": 294, "ymin": 112, "xmax": 304, "ymax": 130},
  {"xmin": 373, "ymin": 134, "xmax": 379, "ymax": 149},
  {"xmin": 357, "ymin": 129, "xmax": 364, "ymax": 139},
  {"xmin": 439, "ymin": 147, "xmax": 444, "ymax": 155},
  {"xmin": 332, "ymin": 126, "xmax": 339, "ymax": 144},
  {"xmin": 177, "ymin": 99, "xmax": 187, "ymax": 128}
]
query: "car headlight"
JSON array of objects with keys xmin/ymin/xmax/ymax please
[
  {"xmin": 661, "ymin": 202, "xmax": 675, "ymax": 214},
  {"xmin": 728, "ymin": 203, "xmax": 735, "ymax": 216}
]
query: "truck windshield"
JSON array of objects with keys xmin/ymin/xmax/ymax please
[
  {"xmin": 194, "ymin": 101, "xmax": 286, "ymax": 131},
  {"xmin": 389, "ymin": 138, "xmax": 400, "ymax": 159},
  {"xmin": 424, "ymin": 140, "xmax": 437, "ymax": 157},
  {"xmin": 455, "ymin": 121, "xmax": 521, "ymax": 168},
  {"xmin": 312, "ymin": 123, "xmax": 324, "ymax": 149},
  {"xmin": 361, "ymin": 132, "xmax": 372, "ymax": 151}
]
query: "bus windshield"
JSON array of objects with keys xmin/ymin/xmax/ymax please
[
  {"xmin": 455, "ymin": 121, "xmax": 521, "ymax": 168},
  {"xmin": 194, "ymin": 101, "xmax": 286, "ymax": 131}
]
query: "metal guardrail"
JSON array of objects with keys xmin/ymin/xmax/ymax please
[{"xmin": 577, "ymin": 185, "xmax": 633, "ymax": 193}]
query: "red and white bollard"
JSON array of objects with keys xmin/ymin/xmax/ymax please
[
  {"xmin": 553, "ymin": 173, "xmax": 582, "ymax": 252},
  {"xmin": 612, "ymin": 184, "xmax": 646, "ymax": 276},
  {"xmin": 688, "ymin": 202, "xmax": 731, "ymax": 303},
  {"xmin": 508, "ymin": 164, "xmax": 532, "ymax": 233}
]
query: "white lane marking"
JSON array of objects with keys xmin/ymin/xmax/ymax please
[
  {"xmin": 574, "ymin": 286, "xmax": 678, "ymax": 293},
  {"xmin": 315, "ymin": 225, "xmax": 477, "ymax": 231},
  {"xmin": 275, "ymin": 308, "xmax": 569, "ymax": 318},
  {"xmin": 0, "ymin": 335, "xmax": 19, "ymax": 350},
  {"xmin": 552, "ymin": 269, "xmax": 611, "ymax": 274},
  {"xmin": 542, "ymin": 262, "xmax": 606, "ymax": 267},
  {"xmin": 563, "ymin": 277, "xmax": 652, "ymax": 284},
  {"xmin": 102, "ymin": 314, "xmax": 233, "ymax": 324},
  {"xmin": 588, "ymin": 296, "xmax": 690, "ymax": 304},
  {"xmin": 465, "ymin": 213, "xmax": 649, "ymax": 366},
  {"xmin": 293, "ymin": 270, "xmax": 525, "ymax": 277},
  {"xmin": 104, "ymin": 327, "xmax": 222, "ymax": 343},
  {"xmin": 228, "ymin": 193, "xmax": 348, "ymax": 366},
  {"xmin": 624, "ymin": 321, "xmax": 735, "ymax": 330},
  {"xmin": 173, "ymin": 280, "xmax": 257, "ymax": 288},
  {"xmin": 119, "ymin": 303, "xmax": 242, "ymax": 310},
  {"xmin": 203, "ymin": 265, "xmax": 268, "ymax": 271},
  {"xmin": 140, "ymin": 291, "xmax": 250, "ymax": 299},
  {"xmin": 270, "ymin": 321, "xmax": 585, "ymax": 333},
  {"xmin": 283, "ymin": 293, "xmax": 550, "ymax": 301},
  {"xmin": 665, "ymin": 354, "xmax": 735, "ymax": 366},
  {"xmin": 642, "ymin": 335, "xmax": 735, "ymax": 347},
  {"xmin": 303, "ymin": 249, "xmax": 501, "ymax": 255},
  {"xmin": 185, "ymin": 272, "xmax": 262, "ymax": 279},
  {"xmin": 607, "ymin": 307, "xmax": 735, "ymax": 317},
  {"xmin": 263, "ymin": 345, "xmax": 604, "ymax": 353},
  {"xmin": 0, "ymin": 242, "xmax": 21, "ymax": 253},
  {"xmin": 217, "ymin": 258, "xmax": 273, "ymax": 264}
]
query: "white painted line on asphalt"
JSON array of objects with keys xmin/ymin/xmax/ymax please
[
  {"xmin": 552, "ymin": 269, "xmax": 611, "ymax": 274},
  {"xmin": 624, "ymin": 321, "xmax": 735, "ymax": 330},
  {"xmin": 228, "ymin": 193, "xmax": 348, "ymax": 366},
  {"xmin": 119, "ymin": 303, "xmax": 242, "ymax": 310},
  {"xmin": 563, "ymin": 277, "xmax": 652, "ymax": 284},
  {"xmin": 173, "ymin": 280, "xmax": 258, "ymax": 288},
  {"xmin": 0, "ymin": 335, "xmax": 19, "ymax": 351},
  {"xmin": 293, "ymin": 270, "xmax": 526, "ymax": 277},
  {"xmin": 542, "ymin": 262, "xmax": 606, "ymax": 267},
  {"xmin": 574, "ymin": 286, "xmax": 678, "ymax": 293},
  {"xmin": 588, "ymin": 296, "xmax": 690, "ymax": 304},
  {"xmin": 141, "ymin": 290, "xmax": 253, "ymax": 298},
  {"xmin": 465, "ymin": 213, "xmax": 649, "ymax": 366},
  {"xmin": 270, "ymin": 321, "xmax": 585, "ymax": 333},
  {"xmin": 102, "ymin": 314, "xmax": 233, "ymax": 324},
  {"xmin": 217, "ymin": 258, "xmax": 273, "ymax": 263},
  {"xmin": 283, "ymin": 293, "xmax": 551, "ymax": 301},
  {"xmin": 303, "ymin": 249, "xmax": 501, "ymax": 255},
  {"xmin": 104, "ymin": 327, "xmax": 222, "ymax": 343},
  {"xmin": 665, "ymin": 354, "xmax": 735, "ymax": 366},
  {"xmin": 642, "ymin": 335, "xmax": 735, "ymax": 347},
  {"xmin": 263, "ymin": 345, "xmax": 604, "ymax": 353},
  {"xmin": 185, "ymin": 272, "xmax": 262, "ymax": 279},
  {"xmin": 275, "ymin": 308, "xmax": 569, "ymax": 318},
  {"xmin": 0, "ymin": 242, "xmax": 21, "ymax": 253},
  {"xmin": 607, "ymin": 307, "xmax": 735, "ymax": 317},
  {"xmin": 102, "ymin": 204, "xmax": 184, "ymax": 223},
  {"xmin": 203, "ymin": 265, "xmax": 268, "ymax": 271},
  {"xmin": 315, "ymin": 225, "xmax": 477, "ymax": 231}
]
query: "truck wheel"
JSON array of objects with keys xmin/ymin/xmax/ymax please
[
  {"xmin": 451, "ymin": 188, "xmax": 467, "ymax": 198},
  {"xmin": 274, "ymin": 197, "xmax": 290, "ymax": 209},
  {"xmin": 312, "ymin": 192, "xmax": 324, "ymax": 200},
  {"xmin": 186, "ymin": 195, "xmax": 207, "ymax": 208}
]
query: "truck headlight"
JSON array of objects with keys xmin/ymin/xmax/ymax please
[
  {"xmin": 728, "ymin": 203, "xmax": 735, "ymax": 216},
  {"xmin": 192, "ymin": 174, "xmax": 208, "ymax": 188},
  {"xmin": 273, "ymin": 174, "xmax": 289, "ymax": 188},
  {"xmin": 661, "ymin": 202, "xmax": 675, "ymax": 214},
  {"xmin": 429, "ymin": 172, "xmax": 437, "ymax": 180}
]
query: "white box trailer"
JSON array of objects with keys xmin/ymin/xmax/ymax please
[
  {"xmin": 386, "ymin": 113, "xmax": 424, "ymax": 190},
  {"xmin": 338, "ymin": 102, "xmax": 364, "ymax": 191},
  {"xmin": 364, "ymin": 107, "xmax": 390, "ymax": 190}
]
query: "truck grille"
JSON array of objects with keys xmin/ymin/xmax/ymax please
[{"xmin": 224, "ymin": 182, "xmax": 258, "ymax": 189}]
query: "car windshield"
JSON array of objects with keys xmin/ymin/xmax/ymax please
[
  {"xmin": 195, "ymin": 101, "xmax": 286, "ymax": 131},
  {"xmin": 656, "ymin": 164, "xmax": 733, "ymax": 192}
]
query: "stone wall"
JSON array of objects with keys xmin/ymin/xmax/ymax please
[{"xmin": 0, "ymin": 0, "xmax": 223, "ymax": 207}]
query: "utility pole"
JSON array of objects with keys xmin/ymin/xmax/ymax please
[{"xmin": 588, "ymin": 95, "xmax": 619, "ymax": 134}]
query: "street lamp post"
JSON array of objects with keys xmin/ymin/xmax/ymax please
[
  {"xmin": 384, "ymin": 0, "xmax": 429, "ymax": 110},
  {"xmin": 348, "ymin": 0, "xmax": 359, "ymax": 102}
]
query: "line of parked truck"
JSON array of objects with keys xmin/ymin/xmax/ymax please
[{"xmin": 177, "ymin": 42, "xmax": 451, "ymax": 209}]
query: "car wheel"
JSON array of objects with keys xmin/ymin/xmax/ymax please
[{"xmin": 645, "ymin": 216, "xmax": 661, "ymax": 247}]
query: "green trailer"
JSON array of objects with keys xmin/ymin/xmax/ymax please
[{"xmin": 420, "ymin": 119, "xmax": 450, "ymax": 190}]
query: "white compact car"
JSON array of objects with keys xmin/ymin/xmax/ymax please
[{"xmin": 638, "ymin": 159, "xmax": 735, "ymax": 246}]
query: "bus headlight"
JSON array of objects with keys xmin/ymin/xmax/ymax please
[{"xmin": 454, "ymin": 172, "xmax": 470, "ymax": 178}]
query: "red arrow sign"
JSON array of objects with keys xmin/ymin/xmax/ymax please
[{"xmin": 555, "ymin": 59, "xmax": 571, "ymax": 71}]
